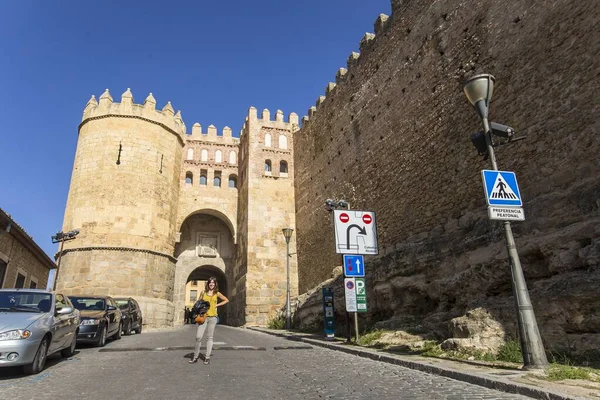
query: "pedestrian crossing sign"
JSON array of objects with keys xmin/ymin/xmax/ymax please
[{"xmin": 481, "ymin": 170, "xmax": 522, "ymax": 207}]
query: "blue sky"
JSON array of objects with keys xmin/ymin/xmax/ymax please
[{"xmin": 0, "ymin": 0, "xmax": 391, "ymax": 258}]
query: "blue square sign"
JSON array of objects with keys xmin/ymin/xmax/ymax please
[
  {"xmin": 481, "ymin": 170, "xmax": 522, "ymax": 207},
  {"xmin": 343, "ymin": 255, "xmax": 365, "ymax": 277}
]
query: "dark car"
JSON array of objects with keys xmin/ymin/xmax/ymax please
[
  {"xmin": 69, "ymin": 296, "xmax": 122, "ymax": 347},
  {"xmin": 113, "ymin": 297, "xmax": 143, "ymax": 335}
]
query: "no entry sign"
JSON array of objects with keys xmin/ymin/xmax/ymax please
[{"xmin": 333, "ymin": 210, "xmax": 378, "ymax": 255}]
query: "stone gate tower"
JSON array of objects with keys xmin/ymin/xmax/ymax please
[
  {"xmin": 233, "ymin": 108, "xmax": 299, "ymax": 325},
  {"xmin": 57, "ymin": 89, "xmax": 185, "ymax": 327},
  {"xmin": 57, "ymin": 89, "xmax": 298, "ymax": 328}
]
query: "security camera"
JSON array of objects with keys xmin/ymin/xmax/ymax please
[
  {"xmin": 337, "ymin": 200, "xmax": 349, "ymax": 209},
  {"xmin": 325, "ymin": 199, "xmax": 336, "ymax": 212},
  {"xmin": 490, "ymin": 122, "xmax": 515, "ymax": 139}
]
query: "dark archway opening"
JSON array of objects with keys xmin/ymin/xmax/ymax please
[{"xmin": 186, "ymin": 265, "xmax": 229, "ymax": 325}]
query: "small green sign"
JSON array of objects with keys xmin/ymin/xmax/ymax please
[{"xmin": 355, "ymin": 278, "xmax": 367, "ymax": 312}]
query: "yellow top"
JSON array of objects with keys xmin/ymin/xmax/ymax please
[{"xmin": 202, "ymin": 292, "xmax": 219, "ymax": 317}]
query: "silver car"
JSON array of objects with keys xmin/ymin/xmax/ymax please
[{"xmin": 0, "ymin": 289, "xmax": 80, "ymax": 374}]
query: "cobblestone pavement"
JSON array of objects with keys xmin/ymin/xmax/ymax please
[{"xmin": 0, "ymin": 326, "xmax": 530, "ymax": 400}]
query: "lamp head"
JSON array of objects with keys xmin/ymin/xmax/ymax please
[
  {"xmin": 337, "ymin": 200, "xmax": 349, "ymax": 209},
  {"xmin": 282, "ymin": 228, "xmax": 293, "ymax": 242},
  {"xmin": 463, "ymin": 73, "xmax": 495, "ymax": 119}
]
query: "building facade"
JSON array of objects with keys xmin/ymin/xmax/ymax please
[
  {"xmin": 56, "ymin": 89, "xmax": 298, "ymax": 328},
  {"xmin": 0, "ymin": 208, "xmax": 54, "ymax": 290}
]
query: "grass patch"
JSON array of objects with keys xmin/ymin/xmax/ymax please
[
  {"xmin": 496, "ymin": 340, "xmax": 523, "ymax": 363},
  {"xmin": 420, "ymin": 341, "xmax": 444, "ymax": 357},
  {"xmin": 357, "ymin": 329, "xmax": 387, "ymax": 346},
  {"xmin": 267, "ymin": 315, "xmax": 285, "ymax": 330},
  {"xmin": 544, "ymin": 363, "xmax": 592, "ymax": 381}
]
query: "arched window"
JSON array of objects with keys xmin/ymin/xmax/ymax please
[
  {"xmin": 280, "ymin": 160, "xmax": 288, "ymax": 174},
  {"xmin": 229, "ymin": 151, "xmax": 237, "ymax": 164},
  {"xmin": 201, "ymin": 149, "xmax": 208, "ymax": 162},
  {"xmin": 187, "ymin": 148, "xmax": 194, "ymax": 160},
  {"xmin": 200, "ymin": 175, "xmax": 207, "ymax": 186},
  {"xmin": 215, "ymin": 150, "xmax": 222, "ymax": 163},
  {"xmin": 278, "ymin": 134, "xmax": 288, "ymax": 149},
  {"xmin": 185, "ymin": 172, "xmax": 193, "ymax": 186},
  {"xmin": 213, "ymin": 177, "xmax": 221, "ymax": 187},
  {"xmin": 228, "ymin": 175, "xmax": 237, "ymax": 188},
  {"xmin": 265, "ymin": 160, "xmax": 272, "ymax": 173},
  {"xmin": 264, "ymin": 133, "xmax": 272, "ymax": 147}
]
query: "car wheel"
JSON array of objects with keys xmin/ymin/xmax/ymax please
[
  {"xmin": 61, "ymin": 332, "xmax": 77, "ymax": 357},
  {"xmin": 96, "ymin": 325, "xmax": 107, "ymax": 347},
  {"xmin": 123, "ymin": 320, "xmax": 132, "ymax": 336},
  {"xmin": 24, "ymin": 337, "xmax": 49, "ymax": 375},
  {"xmin": 135, "ymin": 321, "xmax": 142, "ymax": 334},
  {"xmin": 113, "ymin": 323, "xmax": 122, "ymax": 340}
]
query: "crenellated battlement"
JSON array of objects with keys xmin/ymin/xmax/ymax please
[
  {"xmin": 246, "ymin": 106, "xmax": 299, "ymax": 131},
  {"xmin": 81, "ymin": 88, "xmax": 187, "ymax": 140},
  {"xmin": 300, "ymin": 13, "xmax": 390, "ymax": 127},
  {"xmin": 187, "ymin": 122, "xmax": 240, "ymax": 145}
]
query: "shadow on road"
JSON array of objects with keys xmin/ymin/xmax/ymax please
[{"xmin": 0, "ymin": 350, "xmax": 82, "ymax": 380}]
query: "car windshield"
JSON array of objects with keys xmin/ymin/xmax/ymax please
[
  {"xmin": 115, "ymin": 300, "xmax": 129, "ymax": 310},
  {"xmin": 70, "ymin": 297, "xmax": 105, "ymax": 311},
  {"xmin": 0, "ymin": 292, "xmax": 52, "ymax": 313}
]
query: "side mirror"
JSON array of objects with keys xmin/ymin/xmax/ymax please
[
  {"xmin": 107, "ymin": 305, "xmax": 117, "ymax": 311},
  {"xmin": 56, "ymin": 307, "xmax": 73, "ymax": 315}
]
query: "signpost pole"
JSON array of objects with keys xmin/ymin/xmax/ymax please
[
  {"xmin": 343, "ymin": 203, "xmax": 360, "ymax": 344},
  {"xmin": 482, "ymin": 117, "xmax": 548, "ymax": 368}
]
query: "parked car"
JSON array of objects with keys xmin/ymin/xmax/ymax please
[
  {"xmin": 69, "ymin": 295, "xmax": 122, "ymax": 347},
  {"xmin": 113, "ymin": 297, "xmax": 143, "ymax": 335},
  {"xmin": 0, "ymin": 289, "xmax": 80, "ymax": 374}
]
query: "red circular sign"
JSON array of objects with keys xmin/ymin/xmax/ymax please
[
  {"xmin": 339, "ymin": 213, "xmax": 349, "ymax": 223},
  {"xmin": 362, "ymin": 214, "xmax": 372, "ymax": 224},
  {"xmin": 346, "ymin": 281, "xmax": 354, "ymax": 290}
]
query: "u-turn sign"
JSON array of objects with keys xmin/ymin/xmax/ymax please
[{"xmin": 333, "ymin": 210, "xmax": 378, "ymax": 255}]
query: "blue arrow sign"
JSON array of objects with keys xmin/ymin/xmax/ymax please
[
  {"xmin": 343, "ymin": 255, "xmax": 365, "ymax": 277},
  {"xmin": 481, "ymin": 170, "xmax": 523, "ymax": 207}
]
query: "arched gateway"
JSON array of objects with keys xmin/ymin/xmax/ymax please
[
  {"xmin": 174, "ymin": 213, "xmax": 234, "ymax": 325},
  {"xmin": 56, "ymin": 90, "xmax": 299, "ymax": 328}
]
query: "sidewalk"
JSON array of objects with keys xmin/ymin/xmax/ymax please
[{"xmin": 248, "ymin": 327, "xmax": 600, "ymax": 400}]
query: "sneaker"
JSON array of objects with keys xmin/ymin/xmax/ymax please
[
  {"xmin": 203, "ymin": 358, "xmax": 210, "ymax": 365},
  {"xmin": 189, "ymin": 357, "xmax": 198, "ymax": 364}
]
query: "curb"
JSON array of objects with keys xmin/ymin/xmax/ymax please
[{"xmin": 247, "ymin": 327, "xmax": 583, "ymax": 400}]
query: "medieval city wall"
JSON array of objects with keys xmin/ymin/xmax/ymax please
[{"xmin": 294, "ymin": 0, "xmax": 600, "ymax": 353}]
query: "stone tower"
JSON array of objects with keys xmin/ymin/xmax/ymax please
[
  {"xmin": 57, "ymin": 89, "xmax": 299, "ymax": 328},
  {"xmin": 233, "ymin": 107, "xmax": 299, "ymax": 326},
  {"xmin": 57, "ymin": 89, "xmax": 186, "ymax": 327}
]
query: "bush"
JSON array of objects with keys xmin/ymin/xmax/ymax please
[{"xmin": 267, "ymin": 315, "xmax": 286, "ymax": 330}]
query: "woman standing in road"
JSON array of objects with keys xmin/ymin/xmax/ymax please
[{"xmin": 189, "ymin": 277, "xmax": 229, "ymax": 365}]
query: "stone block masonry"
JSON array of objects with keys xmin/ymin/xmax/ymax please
[{"xmin": 293, "ymin": 0, "xmax": 600, "ymax": 355}]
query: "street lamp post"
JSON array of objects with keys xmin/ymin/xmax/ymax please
[
  {"xmin": 282, "ymin": 228, "xmax": 294, "ymax": 330},
  {"xmin": 50, "ymin": 229, "xmax": 80, "ymax": 291},
  {"xmin": 463, "ymin": 74, "xmax": 548, "ymax": 369}
]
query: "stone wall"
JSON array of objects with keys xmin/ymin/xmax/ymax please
[
  {"xmin": 293, "ymin": 0, "xmax": 600, "ymax": 354},
  {"xmin": 57, "ymin": 248, "xmax": 175, "ymax": 327}
]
